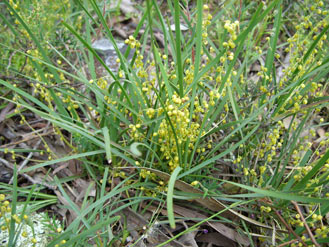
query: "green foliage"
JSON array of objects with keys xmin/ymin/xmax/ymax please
[{"xmin": 0, "ymin": 0, "xmax": 329, "ymax": 246}]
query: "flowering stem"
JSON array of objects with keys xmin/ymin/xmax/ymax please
[{"xmin": 174, "ymin": 0, "xmax": 184, "ymax": 97}]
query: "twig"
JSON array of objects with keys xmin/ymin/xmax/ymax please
[
  {"xmin": 0, "ymin": 129, "xmax": 54, "ymax": 148},
  {"xmin": 9, "ymin": 139, "xmax": 42, "ymax": 184},
  {"xmin": 0, "ymin": 157, "xmax": 56, "ymax": 190},
  {"xmin": 21, "ymin": 173, "xmax": 56, "ymax": 190},
  {"xmin": 0, "ymin": 75, "xmax": 33, "ymax": 84},
  {"xmin": 292, "ymin": 201, "xmax": 320, "ymax": 247},
  {"xmin": 277, "ymin": 239, "xmax": 298, "ymax": 247},
  {"xmin": 274, "ymin": 210, "xmax": 307, "ymax": 247},
  {"xmin": 19, "ymin": 54, "xmax": 28, "ymax": 74},
  {"xmin": 6, "ymin": 51, "xmax": 16, "ymax": 70}
]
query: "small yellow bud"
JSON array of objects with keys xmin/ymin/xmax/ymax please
[{"xmin": 191, "ymin": 181, "xmax": 199, "ymax": 186}]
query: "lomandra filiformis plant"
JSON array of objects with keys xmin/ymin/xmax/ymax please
[{"xmin": 1, "ymin": 0, "xmax": 329, "ymax": 245}]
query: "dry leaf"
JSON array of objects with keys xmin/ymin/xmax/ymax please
[
  {"xmin": 0, "ymin": 102, "xmax": 15, "ymax": 123},
  {"xmin": 137, "ymin": 167, "xmax": 281, "ymax": 232},
  {"xmin": 178, "ymin": 231, "xmax": 198, "ymax": 247},
  {"xmin": 115, "ymin": 206, "xmax": 185, "ymax": 247},
  {"xmin": 120, "ymin": 0, "xmax": 138, "ymax": 15},
  {"xmin": 140, "ymin": 167, "xmax": 236, "ymax": 220},
  {"xmin": 54, "ymin": 190, "xmax": 78, "ymax": 224},
  {"xmin": 196, "ymin": 232, "xmax": 237, "ymax": 247},
  {"xmin": 169, "ymin": 23, "xmax": 189, "ymax": 31},
  {"xmin": 208, "ymin": 221, "xmax": 249, "ymax": 246},
  {"xmin": 173, "ymin": 204, "xmax": 250, "ymax": 246}
]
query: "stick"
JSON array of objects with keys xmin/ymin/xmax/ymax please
[
  {"xmin": 292, "ymin": 201, "xmax": 320, "ymax": 247},
  {"xmin": 274, "ymin": 210, "xmax": 307, "ymax": 247},
  {"xmin": 277, "ymin": 239, "xmax": 298, "ymax": 247}
]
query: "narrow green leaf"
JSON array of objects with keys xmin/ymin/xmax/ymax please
[
  {"xmin": 130, "ymin": 142, "xmax": 142, "ymax": 157},
  {"xmin": 102, "ymin": 127, "xmax": 112, "ymax": 163},
  {"xmin": 167, "ymin": 166, "xmax": 182, "ymax": 229},
  {"xmin": 8, "ymin": 165, "xmax": 18, "ymax": 246},
  {"xmin": 222, "ymin": 180, "xmax": 329, "ymax": 204},
  {"xmin": 21, "ymin": 150, "xmax": 105, "ymax": 173},
  {"xmin": 173, "ymin": 0, "xmax": 184, "ymax": 97},
  {"xmin": 62, "ymin": 216, "xmax": 120, "ymax": 247}
]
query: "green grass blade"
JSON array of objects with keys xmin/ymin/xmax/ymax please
[
  {"xmin": 167, "ymin": 166, "xmax": 182, "ymax": 229},
  {"xmin": 265, "ymin": 4, "xmax": 282, "ymax": 75},
  {"xmin": 173, "ymin": 0, "xmax": 184, "ymax": 97},
  {"xmin": 221, "ymin": 180, "xmax": 329, "ymax": 204},
  {"xmin": 21, "ymin": 150, "xmax": 105, "ymax": 173},
  {"xmin": 102, "ymin": 127, "xmax": 112, "ymax": 164},
  {"xmin": 8, "ymin": 165, "xmax": 18, "ymax": 246}
]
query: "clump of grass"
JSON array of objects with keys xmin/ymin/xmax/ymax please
[{"xmin": 1, "ymin": 0, "xmax": 329, "ymax": 246}]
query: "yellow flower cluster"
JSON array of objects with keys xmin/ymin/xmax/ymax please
[
  {"xmin": 201, "ymin": 4, "xmax": 213, "ymax": 45},
  {"xmin": 214, "ymin": 19, "xmax": 240, "ymax": 87},
  {"xmin": 8, "ymin": 0, "xmax": 73, "ymax": 42},
  {"xmin": 125, "ymin": 35, "xmax": 141, "ymax": 49},
  {"xmin": 125, "ymin": 35, "xmax": 148, "ymax": 79},
  {"xmin": 223, "ymin": 20, "xmax": 239, "ymax": 47},
  {"xmin": 7, "ymin": 0, "xmax": 83, "ymax": 158},
  {"xmin": 183, "ymin": 63, "xmax": 195, "ymax": 85},
  {"xmin": 288, "ymin": 207, "xmax": 328, "ymax": 241},
  {"xmin": 129, "ymin": 123, "xmax": 142, "ymax": 140},
  {"xmin": 279, "ymin": 0, "xmax": 328, "ymax": 91},
  {"xmin": 154, "ymin": 93, "xmax": 202, "ymax": 170}
]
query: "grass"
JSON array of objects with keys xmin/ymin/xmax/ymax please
[{"xmin": 0, "ymin": 0, "xmax": 329, "ymax": 246}]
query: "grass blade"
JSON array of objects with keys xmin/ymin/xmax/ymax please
[{"xmin": 167, "ymin": 166, "xmax": 182, "ymax": 229}]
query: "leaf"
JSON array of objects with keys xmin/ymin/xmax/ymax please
[
  {"xmin": 169, "ymin": 23, "xmax": 189, "ymax": 31},
  {"xmin": 196, "ymin": 232, "xmax": 237, "ymax": 247},
  {"xmin": 208, "ymin": 221, "xmax": 250, "ymax": 246},
  {"xmin": 130, "ymin": 142, "xmax": 142, "ymax": 157},
  {"xmin": 167, "ymin": 166, "xmax": 182, "ymax": 229},
  {"xmin": 102, "ymin": 127, "xmax": 112, "ymax": 163},
  {"xmin": 173, "ymin": 204, "xmax": 250, "ymax": 246},
  {"xmin": 223, "ymin": 180, "xmax": 329, "ymax": 204}
]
